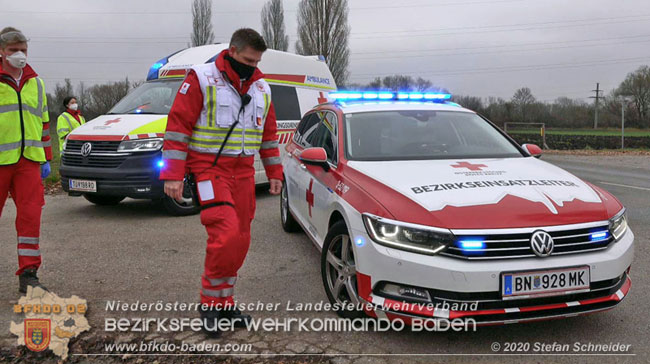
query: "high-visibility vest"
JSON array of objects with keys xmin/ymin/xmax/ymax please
[
  {"xmin": 57, "ymin": 112, "xmax": 85, "ymax": 151},
  {"xmin": 187, "ymin": 63, "xmax": 272, "ymax": 156},
  {"xmin": 0, "ymin": 76, "xmax": 49, "ymax": 165}
]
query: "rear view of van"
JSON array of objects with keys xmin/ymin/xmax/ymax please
[{"xmin": 59, "ymin": 44, "xmax": 336, "ymax": 215}]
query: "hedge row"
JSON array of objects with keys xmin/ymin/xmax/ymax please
[{"xmin": 509, "ymin": 133, "xmax": 650, "ymax": 150}]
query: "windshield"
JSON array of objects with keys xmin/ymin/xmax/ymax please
[
  {"xmin": 108, "ymin": 79, "xmax": 183, "ymax": 115},
  {"xmin": 345, "ymin": 110, "xmax": 522, "ymax": 161}
]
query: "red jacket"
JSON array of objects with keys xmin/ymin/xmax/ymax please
[
  {"xmin": 160, "ymin": 50, "xmax": 282, "ymax": 181},
  {"xmin": 0, "ymin": 63, "xmax": 52, "ymax": 162}
]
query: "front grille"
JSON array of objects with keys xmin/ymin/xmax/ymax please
[
  {"xmin": 62, "ymin": 153, "xmax": 128, "ymax": 168},
  {"xmin": 65, "ymin": 140, "xmax": 121, "ymax": 153},
  {"xmin": 62, "ymin": 140, "xmax": 126, "ymax": 168},
  {"xmin": 442, "ymin": 224, "xmax": 614, "ymax": 260}
]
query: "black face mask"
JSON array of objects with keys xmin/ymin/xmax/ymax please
[{"xmin": 225, "ymin": 54, "xmax": 256, "ymax": 80}]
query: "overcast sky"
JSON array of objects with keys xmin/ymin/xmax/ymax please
[{"xmin": 5, "ymin": 0, "xmax": 650, "ymax": 102}]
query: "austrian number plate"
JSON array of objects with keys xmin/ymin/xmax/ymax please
[
  {"xmin": 502, "ymin": 266, "xmax": 590, "ymax": 299},
  {"xmin": 69, "ymin": 179, "xmax": 97, "ymax": 192}
]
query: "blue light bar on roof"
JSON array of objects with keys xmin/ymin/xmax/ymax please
[
  {"xmin": 146, "ymin": 48, "xmax": 187, "ymax": 81},
  {"xmin": 330, "ymin": 91, "xmax": 452, "ymax": 102},
  {"xmin": 147, "ymin": 57, "xmax": 169, "ymax": 81}
]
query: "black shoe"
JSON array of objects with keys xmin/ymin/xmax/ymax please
[
  {"xmin": 221, "ymin": 307, "xmax": 252, "ymax": 328},
  {"xmin": 198, "ymin": 307, "xmax": 222, "ymax": 338},
  {"xmin": 18, "ymin": 269, "xmax": 47, "ymax": 294}
]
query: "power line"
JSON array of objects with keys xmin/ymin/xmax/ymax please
[
  {"xmin": 351, "ymin": 38, "xmax": 650, "ymax": 60},
  {"xmin": 351, "ymin": 14, "xmax": 650, "ymax": 36},
  {"xmin": 352, "ymin": 33, "xmax": 650, "ymax": 55},
  {"xmin": 351, "ymin": 15, "xmax": 650, "ymax": 39},
  {"xmin": 29, "ymin": 40, "xmax": 188, "ymax": 45},
  {"xmin": 30, "ymin": 36, "xmax": 188, "ymax": 40},
  {"xmin": 350, "ymin": 56, "xmax": 650, "ymax": 78},
  {"xmin": 205, "ymin": 0, "xmax": 530, "ymax": 14},
  {"xmin": 2, "ymin": 10, "xmax": 189, "ymax": 15}
]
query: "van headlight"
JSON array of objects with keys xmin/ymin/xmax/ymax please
[
  {"xmin": 362, "ymin": 213, "xmax": 454, "ymax": 255},
  {"xmin": 117, "ymin": 138, "xmax": 163, "ymax": 152},
  {"xmin": 609, "ymin": 209, "xmax": 628, "ymax": 241}
]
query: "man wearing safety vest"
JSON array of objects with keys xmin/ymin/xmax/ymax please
[
  {"xmin": 57, "ymin": 96, "xmax": 85, "ymax": 151},
  {"xmin": 0, "ymin": 27, "xmax": 52, "ymax": 293},
  {"xmin": 161, "ymin": 28, "xmax": 282, "ymax": 336}
]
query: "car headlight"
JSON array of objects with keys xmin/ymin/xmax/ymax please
[
  {"xmin": 117, "ymin": 138, "xmax": 163, "ymax": 152},
  {"xmin": 362, "ymin": 213, "xmax": 454, "ymax": 255},
  {"xmin": 609, "ymin": 209, "xmax": 628, "ymax": 241}
]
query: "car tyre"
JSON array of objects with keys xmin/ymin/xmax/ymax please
[
  {"xmin": 321, "ymin": 220, "xmax": 366, "ymax": 319},
  {"xmin": 83, "ymin": 194, "xmax": 125, "ymax": 206},
  {"xmin": 161, "ymin": 179, "xmax": 199, "ymax": 216},
  {"xmin": 280, "ymin": 180, "xmax": 301, "ymax": 232}
]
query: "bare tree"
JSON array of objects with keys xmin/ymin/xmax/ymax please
[
  {"xmin": 295, "ymin": 0, "xmax": 350, "ymax": 86},
  {"xmin": 84, "ymin": 78, "xmax": 131, "ymax": 118},
  {"xmin": 512, "ymin": 87, "xmax": 536, "ymax": 122},
  {"xmin": 50, "ymin": 79, "xmax": 74, "ymax": 115},
  {"xmin": 617, "ymin": 65, "xmax": 650, "ymax": 126},
  {"xmin": 191, "ymin": 0, "xmax": 214, "ymax": 47},
  {"xmin": 261, "ymin": 0, "xmax": 289, "ymax": 51}
]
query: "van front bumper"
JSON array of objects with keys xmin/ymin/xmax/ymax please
[{"xmin": 60, "ymin": 151, "xmax": 164, "ymax": 199}]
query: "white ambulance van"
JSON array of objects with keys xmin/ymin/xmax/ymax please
[{"xmin": 59, "ymin": 44, "xmax": 336, "ymax": 215}]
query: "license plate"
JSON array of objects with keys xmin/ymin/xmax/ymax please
[
  {"xmin": 69, "ymin": 179, "xmax": 97, "ymax": 192},
  {"xmin": 502, "ymin": 266, "xmax": 590, "ymax": 299}
]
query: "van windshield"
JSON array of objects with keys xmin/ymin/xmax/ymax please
[{"xmin": 108, "ymin": 79, "xmax": 183, "ymax": 115}]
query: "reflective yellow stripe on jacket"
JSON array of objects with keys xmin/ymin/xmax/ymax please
[{"xmin": 0, "ymin": 77, "xmax": 48, "ymax": 165}]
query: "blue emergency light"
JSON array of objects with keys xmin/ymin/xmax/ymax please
[
  {"xmin": 147, "ymin": 58, "xmax": 168, "ymax": 81},
  {"xmin": 457, "ymin": 240, "xmax": 486, "ymax": 250},
  {"xmin": 590, "ymin": 231, "xmax": 610, "ymax": 242},
  {"xmin": 329, "ymin": 91, "xmax": 452, "ymax": 102},
  {"xmin": 157, "ymin": 159, "xmax": 165, "ymax": 168}
]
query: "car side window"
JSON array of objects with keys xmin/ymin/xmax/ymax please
[
  {"xmin": 304, "ymin": 111, "xmax": 338, "ymax": 164},
  {"xmin": 294, "ymin": 113, "xmax": 321, "ymax": 147}
]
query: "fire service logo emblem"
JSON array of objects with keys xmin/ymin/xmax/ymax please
[{"xmin": 24, "ymin": 319, "xmax": 51, "ymax": 352}]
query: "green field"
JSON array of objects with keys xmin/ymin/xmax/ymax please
[{"xmin": 506, "ymin": 128, "xmax": 650, "ymax": 137}]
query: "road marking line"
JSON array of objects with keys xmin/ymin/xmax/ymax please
[{"xmin": 599, "ymin": 182, "xmax": 650, "ymax": 191}]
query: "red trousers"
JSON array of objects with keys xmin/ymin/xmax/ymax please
[
  {"xmin": 192, "ymin": 156, "xmax": 256, "ymax": 306},
  {"xmin": 0, "ymin": 157, "xmax": 44, "ymax": 275}
]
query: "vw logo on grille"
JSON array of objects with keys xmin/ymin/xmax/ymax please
[
  {"xmin": 81, "ymin": 142, "xmax": 92, "ymax": 157},
  {"xmin": 530, "ymin": 230, "xmax": 554, "ymax": 257}
]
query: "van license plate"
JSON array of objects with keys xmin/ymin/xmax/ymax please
[{"xmin": 69, "ymin": 179, "xmax": 97, "ymax": 192}]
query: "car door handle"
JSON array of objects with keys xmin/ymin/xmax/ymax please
[{"xmin": 300, "ymin": 163, "xmax": 306, "ymax": 170}]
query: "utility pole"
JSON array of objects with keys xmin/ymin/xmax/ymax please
[
  {"xmin": 621, "ymin": 101, "xmax": 625, "ymax": 149},
  {"xmin": 620, "ymin": 97, "xmax": 627, "ymax": 149},
  {"xmin": 589, "ymin": 83, "xmax": 603, "ymax": 129}
]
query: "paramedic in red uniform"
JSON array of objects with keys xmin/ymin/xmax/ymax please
[
  {"xmin": 0, "ymin": 27, "xmax": 52, "ymax": 293},
  {"xmin": 160, "ymin": 28, "xmax": 282, "ymax": 336}
]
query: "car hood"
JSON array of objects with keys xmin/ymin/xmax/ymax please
[
  {"xmin": 69, "ymin": 114, "xmax": 168, "ymax": 139},
  {"xmin": 346, "ymin": 157, "xmax": 619, "ymax": 229}
]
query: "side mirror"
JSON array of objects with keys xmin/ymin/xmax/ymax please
[
  {"xmin": 522, "ymin": 143, "xmax": 542, "ymax": 158},
  {"xmin": 300, "ymin": 147, "xmax": 329, "ymax": 171}
]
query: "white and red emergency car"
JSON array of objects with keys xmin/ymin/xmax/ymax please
[{"xmin": 280, "ymin": 91, "xmax": 634, "ymax": 325}]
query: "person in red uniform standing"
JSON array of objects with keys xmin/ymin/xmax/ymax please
[
  {"xmin": 160, "ymin": 28, "xmax": 282, "ymax": 336},
  {"xmin": 0, "ymin": 27, "xmax": 52, "ymax": 293}
]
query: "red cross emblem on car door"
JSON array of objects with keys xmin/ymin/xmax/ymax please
[{"xmin": 306, "ymin": 179, "xmax": 315, "ymax": 218}]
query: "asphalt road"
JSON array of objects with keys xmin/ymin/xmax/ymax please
[{"xmin": 0, "ymin": 154, "xmax": 648, "ymax": 364}]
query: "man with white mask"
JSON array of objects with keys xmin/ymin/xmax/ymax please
[{"xmin": 0, "ymin": 27, "xmax": 52, "ymax": 293}]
